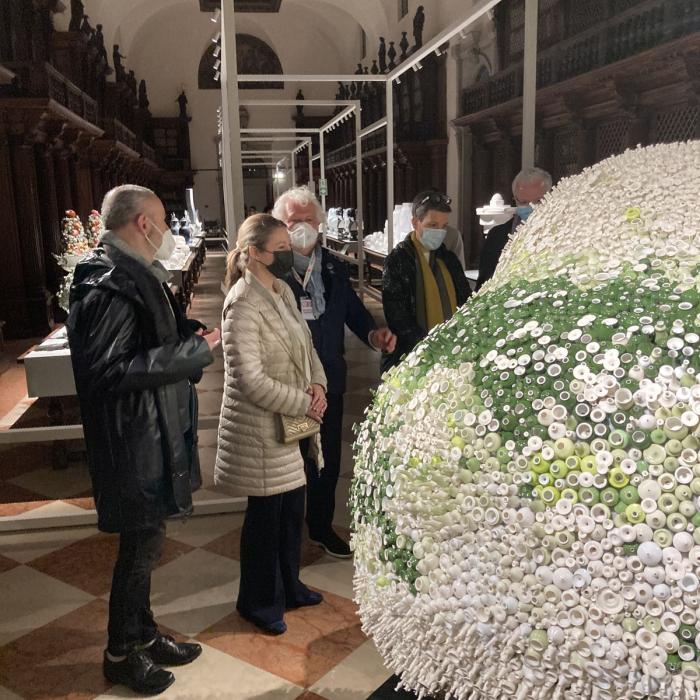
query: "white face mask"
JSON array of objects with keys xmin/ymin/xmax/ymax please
[
  {"xmin": 289, "ymin": 221, "xmax": 319, "ymax": 250},
  {"xmin": 146, "ymin": 220, "xmax": 176, "ymax": 261}
]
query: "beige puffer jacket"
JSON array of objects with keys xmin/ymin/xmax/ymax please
[{"xmin": 215, "ymin": 271, "xmax": 327, "ymax": 497}]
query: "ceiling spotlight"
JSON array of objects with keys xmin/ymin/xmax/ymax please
[
  {"xmin": 434, "ymin": 47, "xmax": 442, "ymax": 56},
  {"xmin": 212, "ymin": 31, "xmax": 221, "ymax": 44},
  {"xmin": 460, "ymin": 29, "xmax": 468, "ymax": 40},
  {"xmin": 396, "ymin": 76, "xmax": 401, "ymax": 84},
  {"xmin": 412, "ymin": 64, "xmax": 419, "ymax": 72},
  {"xmin": 213, "ymin": 59, "xmax": 221, "ymax": 70},
  {"xmin": 211, "ymin": 8, "xmax": 220, "ymax": 22},
  {"xmin": 214, "ymin": 70, "xmax": 220, "ymax": 81},
  {"xmin": 213, "ymin": 45, "xmax": 221, "ymax": 58}
]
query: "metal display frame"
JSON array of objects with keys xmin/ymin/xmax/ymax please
[{"xmin": 220, "ymin": 0, "xmax": 538, "ymax": 273}]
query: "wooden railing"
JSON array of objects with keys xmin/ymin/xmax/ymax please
[
  {"xmin": 45, "ymin": 63, "xmax": 98, "ymax": 124},
  {"xmin": 101, "ymin": 117, "xmax": 138, "ymax": 152},
  {"xmin": 461, "ymin": 0, "xmax": 700, "ymax": 116},
  {"xmin": 142, "ymin": 142, "xmax": 157, "ymax": 163}
]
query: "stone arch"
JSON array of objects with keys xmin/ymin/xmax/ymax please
[{"xmin": 198, "ymin": 33, "xmax": 283, "ymax": 90}]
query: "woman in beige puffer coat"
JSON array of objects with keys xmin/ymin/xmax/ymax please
[{"xmin": 215, "ymin": 214, "xmax": 327, "ymax": 635}]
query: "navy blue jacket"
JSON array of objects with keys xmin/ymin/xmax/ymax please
[{"xmin": 286, "ymin": 247, "xmax": 376, "ymax": 395}]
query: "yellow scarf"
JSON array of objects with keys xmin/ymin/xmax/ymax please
[{"xmin": 410, "ymin": 232, "xmax": 457, "ymax": 331}]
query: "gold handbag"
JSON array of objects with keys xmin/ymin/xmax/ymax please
[
  {"xmin": 276, "ymin": 413, "xmax": 320, "ymax": 444},
  {"xmin": 260, "ymin": 297, "xmax": 322, "ymax": 445}
]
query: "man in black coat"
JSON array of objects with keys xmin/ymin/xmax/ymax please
[
  {"xmin": 67, "ymin": 185, "xmax": 219, "ymax": 695},
  {"xmin": 274, "ymin": 187, "xmax": 396, "ymax": 558},
  {"xmin": 381, "ymin": 190, "xmax": 471, "ymax": 372},
  {"xmin": 476, "ymin": 166, "xmax": 552, "ymax": 291}
]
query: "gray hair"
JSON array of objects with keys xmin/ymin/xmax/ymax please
[
  {"xmin": 101, "ymin": 185, "xmax": 157, "ymax": 231},
  {"xmin": 512, "ymin": 167, "xmax": 552, "ymax": 195},
  {"xmin": 272, "ymin": 185, "xmax": 326, "ymax": 225}
]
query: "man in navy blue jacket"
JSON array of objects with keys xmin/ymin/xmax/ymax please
[{"xmin": 275, "ymin": 187, "xmax": 396, "ymax": 558}]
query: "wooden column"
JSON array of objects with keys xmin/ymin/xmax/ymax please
[
  {"xmin": 73, "ymin": 141, "xmax": 95, "ymax": 221},
  {"xmin": 35, "ymin": 143, "xmax": 62, "ymax": 297},
  {"xmin": 10, "ymin": 132, "xmax": 50, "ymax": 335},
  {"xmin": 90, "ymin": 154, "xmax": 106, "ymax": 209},
  {"xmin": 54, "ymin": 148, "xmax": 73, "ymax": 214},
  {"xmin": 0, "ymin": 123, "xmax": 32, "ymax": 336}
]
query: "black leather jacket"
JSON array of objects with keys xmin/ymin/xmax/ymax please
[
  {"xmin": 381, "ymin": 239, "xmax": 470, "ymax": 372},
  {"xmin": 67, "ymin": 246, "xmax": 213, "ymax": 533}
]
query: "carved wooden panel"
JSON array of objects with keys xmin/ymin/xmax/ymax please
[
  {"xmin": 651, "ymin": 106, "xmax": 700, "ymax": 143},
  {"xmin": 552, "ymin": 127, "xmax": 581, "ymax": 182},
  {"xmin": 595, "ymin": 118, "xmax": 630, "ymax": 161}
]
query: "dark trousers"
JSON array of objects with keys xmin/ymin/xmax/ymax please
[
  {"xmin": 304, "ymin": 393, "xmax": 344, "ymax": 538},
  {"xmin": 236, "ymin": 485, "xmax": 308, "ymax": 626},
  {"xmin": 107, "ymin": 523, "xmax": 165, "ymax": 656}
]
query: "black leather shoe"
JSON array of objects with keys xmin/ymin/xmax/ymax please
[
  {"xmin": 147, "ymin": 634, "xmax": 203, "ymax": 666},
  {"xmin": 310, "ymin": 530, "xmax": 352, "ymax": 559},
  {"xmin": 103, "ymin": 650, "xmax": 175, "ymax": 695},
  {"xmin": 287, "ymin": 588, "xmax": 323, "ymax": 610}
]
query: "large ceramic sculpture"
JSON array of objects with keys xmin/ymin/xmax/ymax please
[{"xmin": 352, "ymin": 141, "xmax": 700, "ymax": 700}]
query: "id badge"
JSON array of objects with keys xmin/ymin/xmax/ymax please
[{"xmin": 301, "ymin": 296, "xmax": 315, "ymax": 320}]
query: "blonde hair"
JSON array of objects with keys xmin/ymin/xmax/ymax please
[{"xmin": 225, "ymin": 213, "xmax": 287, "ymax": 289}]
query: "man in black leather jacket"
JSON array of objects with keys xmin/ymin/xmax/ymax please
[
  {"xmin": 67, "ymin": 185, "xmax": 219, "ymax": 695},
  {"xmin": 382, "ymin": 191, "xmax": 471, "ymax": 372}
]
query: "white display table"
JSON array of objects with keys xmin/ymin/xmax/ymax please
[{"xmin": 22, "ymin": 327, "xmax": 75, "ymax": 398}]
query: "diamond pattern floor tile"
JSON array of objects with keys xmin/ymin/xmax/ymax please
[
  {"xmin": 0, "ymin": 566, "xmax": 95, "ymax": 646},
  {"xmin": 30, "ymin": 532, "xmax": 194, "ymax": 597},
  {"xmin": 310, "ymin": 640, "xmax": 393, "ymax": 700},
  {"xmin": 0, "ymin": 525, "xmax": 97, "ymax": 564},
  {"xmin": 149, "ymin": 548, "xmax": 241, "ymax": 637},
  {"xmin": 198, "ymin": 588, "xmax": 365, "ymax": 688},
  {"xmin": 0, "ymin": 599, "xmax": 111, "ymax": 700}
]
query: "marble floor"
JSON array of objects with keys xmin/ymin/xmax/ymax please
[{"xmin": 0, "ymin": 251, "xmax": 396, "ymax": 699}]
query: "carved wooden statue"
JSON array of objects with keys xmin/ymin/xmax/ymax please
[
  {"xmin": 388, "ymin": 41, "xmax": 397, "ymax": 70},
  {"xmin": 138, "ymin": 80, "xmax": 149, "ymax": 110},
  {"xmin": 69, "ymin": 0, "xmax": 84, "ymax": 32},
  {"xmin": 127, "ymin": 70, "xmax": 138, "ymax": 99},
  {"xmin": 413, "ymin": 5, "xmax": 425, "ymax": 49},
  {"xmin": 400, "ymin": 31, "xmax": 409, "ymax": 60},
  {"xmin": 94, "ymin": 24, "xmax": 107, "ymax": 63},
  {"xmin": 177, "ymin": 90, "xmax": 188, "ymax": 119},
  {"xmin": 378, "ymin": 37, "xmax": 387, "ymax": 73},
  {"xmin": 113, "ymin": 44, "xmax": 126, "ymax": 81}
]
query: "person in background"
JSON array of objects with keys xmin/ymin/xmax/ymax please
[
  {"xmin": 419, "ymin": 187, "xmax": 466, "ymax": 268},
  {"xmin": 67, "ymin": 185, "xmax": 219, "ymax": 695},
  {"xmin": 273, "ymin": 187, "xmax": 396, "ymax": 558},
  {"xmin": 215, "ymin": 214, "xmax": 327, "ymax": 635},
  {"xmin": 382, "ymin": 190, "xmax": 471, "ymax": 371},
  {"xmin": 476, "ymin": 167, "xmax": 552, "ymax": 291}
]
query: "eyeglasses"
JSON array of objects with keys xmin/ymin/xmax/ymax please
[{"xmin": 419, "ymin": 193, "xmax": 452, "ymax": 207}]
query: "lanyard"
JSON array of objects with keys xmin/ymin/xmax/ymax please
[{"xmin": 291, "ymin": 249, "xmax": 316, "ymax": 292}]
